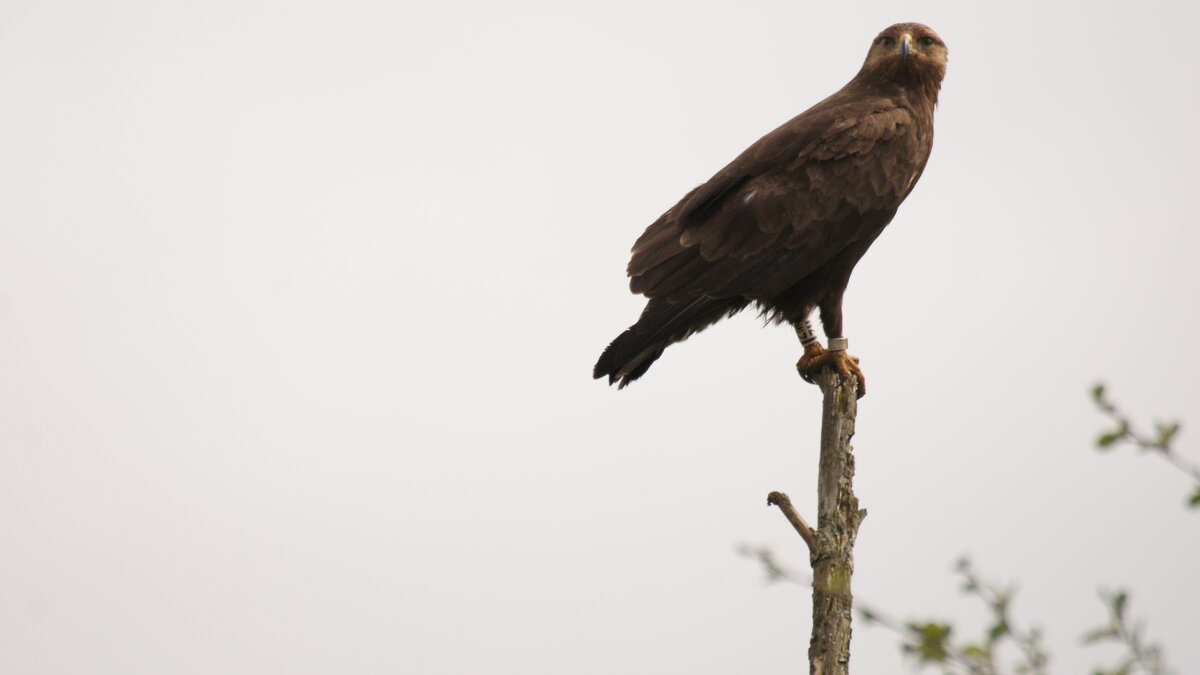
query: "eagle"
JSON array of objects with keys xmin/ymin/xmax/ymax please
[{"xmin": 594, "ymin": 23, "xmax": 947, "ymax": 396}]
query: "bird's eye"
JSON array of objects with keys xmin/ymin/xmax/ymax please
[
  {"xmin": 918, "ymin": 36, "xmax": 936, "ymax": 48},
  {"xmin": 878, "ymin": 36, "xmax": 895, "ymax": 47}
]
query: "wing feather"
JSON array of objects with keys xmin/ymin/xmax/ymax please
[{"xmin": 628, "ymin": 100, "xmax": 921, "ymax": 301}]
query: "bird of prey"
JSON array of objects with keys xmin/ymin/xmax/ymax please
[{"xmin": 594, "ymin": 23, "xmax": 947, "ymax": 396}]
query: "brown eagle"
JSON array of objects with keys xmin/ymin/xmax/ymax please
[{"xmin": 594, "ymin": 23, "xmax": 947, "ymax": 396}]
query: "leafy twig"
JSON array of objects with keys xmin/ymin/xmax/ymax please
[
  {"xmin": 738, "ymin": 551, "xmax": 1046, "ymax": 675},
  {"xmin": 951, "ymin": 557, "xmax": 1049, "ymax": 675},
  {"xmin": 1082, "ymin": 589, "xmax": 1174, "ymax": 675},
  {"xmin": 858, "ymin": 604, "xmax": 991, "ymax": 675},
  {"xmin": 858, "ymin": 557, "xmax": 1050, "ymax": 674},
  {"xmin": 735, "ymin": 544, "xmax": 809, "ymax": 586},
  {"xmin": 1091, "ymin": 384, "xmax": 1200, "ymax": 508}
]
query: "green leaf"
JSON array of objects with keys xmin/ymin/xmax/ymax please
[
  {"xmin": 1111, "ymin": 590, "xmax": 1128, "ymax": 622},
  {"xmin": 1188, "ymin": 485, "xmax": 1200, "ymax": 508},
  {"xmin": 1091, "ymin": 383, "xmax": 1105, "ymax": 402},
  {"xmin": 1096, "ymin": 432, "xmax": 1121, "ymax": 449},
  {"xmin": 960, "ymin": 644, "xmax": 988, "ymax": 661},
  {"xmin": 906, "ymin": 622, "xmax": 953, "ymax": 663},
  {"xmin": 1155, "ymin": 421, "xmax": 1180, "ymax": 446}
]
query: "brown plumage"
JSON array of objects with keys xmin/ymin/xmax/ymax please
[{"xmin": 594, "ymin": 23, "xmax": 947, "ymax": 392}]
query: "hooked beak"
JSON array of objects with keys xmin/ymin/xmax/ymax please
[{"xmin": 899, "ymin": 33, "xmax": 912, "ymax": 61}]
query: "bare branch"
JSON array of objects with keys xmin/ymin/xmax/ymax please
[
  {"xmin": 806, "ymin": 368, "xmax": 866, "ymax": 675},
  {"xmin": 767, "ymin": 491, "xmax": 817, "ymax": 554}
]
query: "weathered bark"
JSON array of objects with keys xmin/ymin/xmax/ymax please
[
  {"xmin": 770, "ymin": 369, "xmax": 865, "ymax": 673},
  {"xmin": 807, "ymin": 369, "xmax": 865, "ymax": 674}
]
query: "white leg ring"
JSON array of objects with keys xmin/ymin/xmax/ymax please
[{"xmin": 795, "ymin": 318, "xmax": 820, "ymax": 347}]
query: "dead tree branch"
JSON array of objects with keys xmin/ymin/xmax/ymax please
[
  {"xmin": 769, "ymin": 368, "xmax": 866, "ymax": 674},
  {"xmin": 768, "ymin": 491, "xmax": 817, "ymax": 553}
]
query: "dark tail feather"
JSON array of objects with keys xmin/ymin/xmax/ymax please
[{"xmin": 593, "ymin": 296, "xmax": 749, "ymax": 388}]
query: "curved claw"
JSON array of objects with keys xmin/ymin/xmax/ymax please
[{"xmin": 796, "ymin": 342, "xmax": 867, "ymax": 398}]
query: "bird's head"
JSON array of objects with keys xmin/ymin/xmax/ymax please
[{"xmin": 859, "ymin": 23, "xmax": 947, "ymax": 96}]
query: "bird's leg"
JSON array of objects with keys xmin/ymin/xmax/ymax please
[{"xmin": 794, "ymin": 317, "xmax": 866, "ymax": 398}]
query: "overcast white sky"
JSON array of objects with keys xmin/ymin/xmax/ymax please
[{"xmin": 2, "ymin": 0, "xmax": 1198, "ymax": 673}]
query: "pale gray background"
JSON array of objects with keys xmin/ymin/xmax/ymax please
[{"xmin": 1, "ymin": 0, "xmax": 1198, "ymax": 673}]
